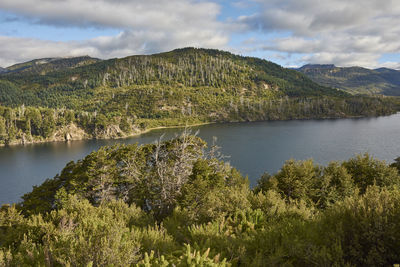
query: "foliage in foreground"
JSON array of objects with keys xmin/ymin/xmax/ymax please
[{"xmin": 1, "ymin": 134, "xmax": 400, "ymax": 266}]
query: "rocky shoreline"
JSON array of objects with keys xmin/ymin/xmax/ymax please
[
  {"xmin": 1, "ymin": 112, "xmax": 399, "ymax": 147},
  {"xmin": 0, "ymin": 121, "xmax": 212, "ymax": 147}
]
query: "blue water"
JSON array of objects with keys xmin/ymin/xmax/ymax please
[{"xmin": 1, "ymin": 113, "xmax": 400, "ymax": 204}]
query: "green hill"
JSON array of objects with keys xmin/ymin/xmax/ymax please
[
  {"xmin": 0, "ymin": 48, "xmax": 398, "ymax": 145},
  {"xmin": 298, "ymin": 64, "xmax": 400, "ymax": 96},
  {"xmin": 1, "ymin": 48, "xmax": 345, "ymax": 108}
]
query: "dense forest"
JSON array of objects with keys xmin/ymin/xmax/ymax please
[
  {"xmin": 1, "ymin": 134, "xmax": 400, "ymax": 266},
  {"xmin": 0, "ymin": 94, "xmax": 398, "ymax": 146},
  {"xmin": 0, "ymin": 48, "xmax": 399, "ymax": 145}
]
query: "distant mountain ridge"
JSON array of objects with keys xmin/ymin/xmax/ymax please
[
  {"xmin": 298, "ymin": 64, "xmax": 400, "ymax": 96},
  {"xmin": 3, "ymin": 56, "xmax": 101, "ymax": 75}
]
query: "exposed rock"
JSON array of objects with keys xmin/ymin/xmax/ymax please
[
  {"xmin": 95, "ymin": 124, "xmax": 125, "ymax": 139},
  {"xmin": 53, "ymin": 123, "xmax": 88, "ymax": 142},
  {"xmin": 65, "ymin": 133, "xmax": 72, "ymax": 141}
]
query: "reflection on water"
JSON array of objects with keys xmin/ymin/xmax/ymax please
[{"xmin": 1, "ymin": 113, "xmax": 400, "ymax": 204}]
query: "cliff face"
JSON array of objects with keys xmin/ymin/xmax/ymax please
[
  {"xmin": 53, "ymin": 123, "xmax": 89, "ymax": 142},
  {"xmin": 92, "ymin": 124, "xmax": 143, "ymax": 140},
  {"xmin": 4, "ymin": 123, "xmax": 89, "ymax": 146},
  {"xmin": 1, "ymin": 123, "xmax": 143, "ymax": 146}
]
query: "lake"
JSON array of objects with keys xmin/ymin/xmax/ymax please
[{"xmin": 1, "ymin": 113, "xmax": 400, "ymax": 205}]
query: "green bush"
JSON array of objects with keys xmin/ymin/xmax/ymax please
[{"xmin": 2, "ymin": 136, "xmax": 400, "ymax": 266}]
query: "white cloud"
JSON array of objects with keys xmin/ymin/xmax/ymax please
[
  {"xmin": 301, "ymin": 53, "xmax": 381, "ymax": 69},
  {"xmin": 1, "ymin": 0, "xmax": 400, "ymax": 69},
  {"xmin": 0, "ymin": 0, "xmax": 222, "ymax": 31},
  {"xmin": 240, "ymin": 0, "xmax": 400, "ymax": 68},
  {"xmin": 0, "ymin": 29, "xmax": 229, "ymax": 67},
  {"xmin": 0, "ymin": 37, "xmax": 85, "ymax": 67},
  {"xmin": 378, "ymin": 62, "xmax": 400, "ymax": 70},
  {"xmin": 0, "ymin": 0, "xmax": 229, "ymax": 67}
]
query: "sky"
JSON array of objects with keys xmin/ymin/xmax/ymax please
[{"xmin": 1, "ymin": 0, "xmax": 400, "ymax": 69}]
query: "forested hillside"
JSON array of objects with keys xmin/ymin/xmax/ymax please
[
  {"xmin": 0, "ymin": 48, "xmax": 399, "ymax": 145},
  {"xmin": 1, "ymin": 134, "xmax": 400, "ymax": 266},
  {"xmin": 298, "ymin": 64, "xmax": 400, "ymax": 96},
  {"xmin": 0, "ymin": 48, "xmax": 345, "ymax": 110}
]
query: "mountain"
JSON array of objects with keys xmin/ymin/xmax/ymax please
[
  {"xmin": 0, "ymin": 48, "xmax": 398, "ymax": 146},
  {"xmin": 0, "ymin": 67, "xmax": 8, "ymax": 74},
  {"xmin": 4, "ymin": 56, "xmax": 101, "ymax": 75},
  {"xmin": 0, "ymin": 48, "xmax": 349, "ymax": 112},
  {"xmin": 298, "ymin": 64, "xmax": 400, "ymax": 96},
  {"xmin": 3, "ymin": 48, "xmax": 339, "ymax": 96}
]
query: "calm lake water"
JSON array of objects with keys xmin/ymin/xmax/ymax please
[{"xmin": 1, "ymin": 113, "xmax": 400, "ymax": 204}]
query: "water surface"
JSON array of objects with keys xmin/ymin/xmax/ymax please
[{"xmin": 1, "ymin": 113, "xmax": 400, "ymax": 204}]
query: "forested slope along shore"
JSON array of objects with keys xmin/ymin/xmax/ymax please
[
  {"xmin": 1, "ymin": 134, "xmax": 400, "ymax": 266},
  {"xmin": 1, "ymin": 48, "xmax": 399, "ymax": 146},
  {"xmin": 0, "ymin": 95, "xmax": 398, "ymax": 146}
]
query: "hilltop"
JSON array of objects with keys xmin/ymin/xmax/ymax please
[
  {"xmin": 0, "ymin": 48, "xmax": 344, "ymax": 107},
  {"xmin": 298, "ymin": 64, "xmax": 400, "ymax": 96}
]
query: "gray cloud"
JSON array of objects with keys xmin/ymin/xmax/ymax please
[
  {"xmin": 0, "ymin": 0, "xmax": 222, "ymax": 31},
  {"xmin": 301, "ymin": 52, "xmax": 381, "ymax": 68},
  {"xmin": 0, "ymin": 29, "xmax": 228, "ymax": 67},
  {"xmin": 0, "ymin": 0, "xmax": 229, "ymax": 66},
  {"xmin": 1, "ymin": 0, "xmax": 400, "ymax": 69},
  {"xmin": 241, "ymin": 0, "xmax": 400, "ymax": 68}
]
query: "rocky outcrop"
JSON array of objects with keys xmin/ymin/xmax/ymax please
[
  {"xmin": 94, "ymin": 124, "xmax": 125, "ymax": 139},
  {"xmin": 53, "ymin": 123, "xmax": 88, "ymax": 142},
  {"xmin": 1, "ymin": 123, "xmax": 90, "ymax": 146}
]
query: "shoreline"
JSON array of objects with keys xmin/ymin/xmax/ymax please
[
  {"xmin": 1, "ymin": 112, "xmax": 399, "ymax": 148},
  {"xmin": 0, "ymin": 121, "xmax": 215, "ymax": 148}
]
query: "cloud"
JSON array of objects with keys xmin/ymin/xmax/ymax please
[
  {"xmin": 1, "ymin": 0, "xmax": 400, "ymax": 69},
  {"xmin": 240, "ymin": 0, "xmax": 400, "ymax": 68},
  {"xmin": 243, "ymin": 0, "xmax": 398, "ymax": 35},
  {"xmin": 301, "ymin": 52, "xmax": 381, "ymax": 68},
  {"xmin": 378, "ymin": 61, "xmax": 400, "ymax": 70},
  {"xmin": 0, "ymin": 0, "xmax": 229, "ymax": 67},
  {"xmin": 0, "ymin": 28, "xmax": 229, "ymax": 67},
  {"xmin": 0, "ymin": 0, "xmax": 222, "ymax": 31}
]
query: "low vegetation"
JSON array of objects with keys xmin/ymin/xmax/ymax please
[{"xmin": 1, "ymin": 134, "xmax": 400, "ymax": 266}]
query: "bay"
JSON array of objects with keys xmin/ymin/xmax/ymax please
[{"xmin": 1, "ymin": 113, "xmax": 399, "ymax": 204}]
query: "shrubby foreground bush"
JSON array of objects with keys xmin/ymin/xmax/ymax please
[{"xmin": 1, "ymin": 134, "xmax": 400, "ymax": 266}]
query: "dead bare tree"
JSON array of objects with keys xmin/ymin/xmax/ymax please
[{"xmin": 143, "ymin": 129, "xmax": 204, "ymax": 219}]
